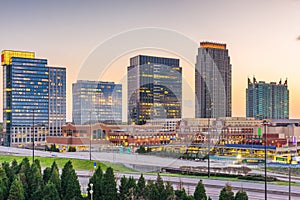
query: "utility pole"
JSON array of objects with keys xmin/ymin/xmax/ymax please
[
  {"xmin": 32, "ymin": 109, "xmax": 35, "ymax": 163},
  {"xmin": 263, "ymin": 120, "xmax": 269, "ymax": 200}
]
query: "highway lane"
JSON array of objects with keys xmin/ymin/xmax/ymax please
[
  {"xmin": 77, "ymin": 171, "xmax": 300, "ymax": 200},
  {"xmin": 1, "ymin": 146, "xmax": 300, "ymax": 199}
]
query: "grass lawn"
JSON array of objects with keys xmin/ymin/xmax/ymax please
[{"xmin": 0, "ymin": 154, "xmax": 135, "ymax": 172}]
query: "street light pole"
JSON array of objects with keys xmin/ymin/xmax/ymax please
[
  {"xmin": 32, "ymin": 109, "xmax": 35, "ymax": 163},
  {"xmin": 89, "ymin": 111, "xmax": 92, "ymax": 161},
  {"xmin": 289, "ymin": 156, "xmax": 291, "ymax": 200},
  {"xmin": 263, "ymin": 120, "xmax": 269, "ymax": 200},
  {"xmin": 208, "ymin": 118, "xmax": 210, "ymax": 178}
]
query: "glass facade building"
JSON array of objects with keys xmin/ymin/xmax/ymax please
[
  {"xmin": 127, "ymin": 55, "xmax": 182, "ymax": 125},
  {"xmin": 1, "ymin": 50, "xmax": 66, "ymax": 146},
  {"xmin": 49, "ymin": 67, "xmax": 66, "ymax": 136},
  {"xmin": 72, "ymin": 80, "xmax": 122, "ymax": 125},
  {"xmin": 195, "ymin": 42, "xmax": 232, "ymax": 118},
  {"xmin": 246, "ymin": 77, "xmax": 289, "ymax": 119}
]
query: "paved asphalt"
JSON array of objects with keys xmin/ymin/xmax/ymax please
[{"xmin": 1, "ymin": 146, "xmax": 300, "ymax": 200}]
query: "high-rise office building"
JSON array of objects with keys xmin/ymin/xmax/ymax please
[
  {"xmin": 72, "ymin": 80, "xmax": 122, "ymax": 125},
  {"xmin": 246, "ymin": 77, "xmax": 289, "ymax": 119},
  {"xmin": 195, "ymin": 42, "xmax": 232, "ymax": 118},
  {"xmin": 127, "ymin": 55, "xmax": 182, "ymax": 125},
  {"xmin": 49, "ymin": 67, "xmax": 66, "ymax": 136},
  {"xmin": 1, "ymin": 50, "xmax": 66, "ymax": 146}
]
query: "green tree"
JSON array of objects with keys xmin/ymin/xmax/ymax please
[
  {"xmin": 11, "ymin": 159, "xmax": 20, "ymax": 174},
  {"xmin": 127, "ymin": 176, "xmax": 137, "ymax": 199},
  {"xmin": 165, "ymin": 181, "xmax": 176, "ymax": 200},
  {"xmin": 43, "ymin": 167, "xmax": 51, "ymax": 184},
  {"xmin": 49, "ymin": 163, "xmax": 61, "ymax": 197},
  {"xmin": 18, "ymin": 158, "xmax": 31, "ymax": 199},
  {"xmin": 194, "ymin": 180, "xmax": 206, "ymax": 200},
  {"xmin": 8, "ymin": 178, "xmax": 25, "ymax": 200},
  {"xmin": 61, "ymin": 161, "xmax": 82, "ymax": 200},
  {"xmin": 88, "ymin": 166, "xmax": 103, "ymax": 200},
  {"xmin": 101, "ymin": 167, "xmax": 117, "ymax": 200},
  {"xmin": 0, "ymin": 167, "xmax": 9, "ymax": 200},
  {"xmin": 136, "ymin": 174, "xmax": 146, "ymax": 199},
  {"xmin": 2, "ymin": 162, "xmax": 14, "ymax": 187},
  {"xmin": 219, "ymin": 183, "xmax": 234, "ymax": 200},
  {"xmin": 145, "ymin": 180, "xmax": 159, "ymax": 200},
  {"xmin": 156, "ymin": 173, "xmax": 167, "ymax": 200},
  {"xmin": 61, "ymin": 161, "xmax": 72, "ymax": 198},
  {"xmin": 119, "ymin": 176, "xmax": 129, "ymax": 199},
  {"xmin": 34, "ymin": 159, "xmax": 42, "ymax": 174},
  {"xmin": 175, "ymin": 188, "xmax": 189, "ymax": 200},
  {"xmin": 42, "ymin": 182, "xmax": 60, "ymax": 200},
  {"xmin": 235, "ymin": 190, "xmax": 248, "ymax": 200},
  {"xmin": 28, "ymin": 162, "xmax": 43, "ymax": 200}
]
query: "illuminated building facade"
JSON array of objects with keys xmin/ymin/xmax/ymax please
[
  {"xmin": 72, "ymin": 80, "xmax": 122, "ymax": 125},
  {"xmin": 246, "ymin": 77, "xmax": 289, "ymax": 119},
  {"xmin": 195, "ymin": 42, "xmax": 232, "ymax": 118},
  {"xmin": 49, "ymin": 67, "xmax": 66, "ymax": 136},
  {"xmin": 1, "ymin": 50, "xmax": 66, "ymax": 146},
  {"xmin": 128, "ymin": 55, "xmax": 182, "ymax": 125}
]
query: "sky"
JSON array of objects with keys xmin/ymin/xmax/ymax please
[{"xmin": 0, "ymin": 0, "xmax": 300, "ymax": 122}]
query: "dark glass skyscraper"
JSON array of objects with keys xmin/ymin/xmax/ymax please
[
  {"xmin": 127, "ymin": 55, "xmax": 182, "ymax": 125},
  {"xmin": 1, "ymin": 50, "xmax": 66, "ymax": 146},
  {"xmin": 195, "ymin": 42, "xmax": 232, "ymax": 118},
  {"xmin": 246, "ymin": 77, "xmax": 289, "ymax": 119},
  {"xmin": 72, "ymin": 80, "xmax": 122, "ymax": 125}
]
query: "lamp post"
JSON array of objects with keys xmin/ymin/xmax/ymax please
[
  {"xmin": 289, "ymin": 154, "xmax": 292, "ymax": 200},
  {"xmin": 263, "ymin": 120, "xmax": 269, "ymax": 200},
  {"xmin": 208, "ymin": 118, "xmax": 210, "ymax": 178},
  {"xmin": 89, "ymin": 111, "xmax": 92, "ymax": 161},
  {"xmin": 89, "ymin": 183, "xmax": 93, "ymax": 200},
  {"xmin": 32, "ymin": 109, "xmax": 35, "ymax": 163}
]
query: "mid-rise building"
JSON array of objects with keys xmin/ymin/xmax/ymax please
[
  {"xmin": 1, "ymin": 50, "xmax": 66, "ymax": 146},
  {"xmin": 195, "ymin": 42, "xmax": 232, "ymax": 118},
  {"xmin": 127, "ymin": 55, "xmax": 182, "ymax": 124},
  {"xmin": 72, "ymin": 80, "xmax": 122, "ymax": 125},
  {"xmin": 246, "ymin": 77, "xmax": 289, "ymax": 119}
]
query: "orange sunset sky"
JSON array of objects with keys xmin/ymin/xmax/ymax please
[{"xmin": 0, "ymin": 0, "xmax": 299, "ymax": 121}]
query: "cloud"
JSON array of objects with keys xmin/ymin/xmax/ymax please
[{"xmin": 297, "ymin": 35, "xmax": 300, "ymax": 40}]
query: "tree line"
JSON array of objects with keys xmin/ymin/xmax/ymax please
[{"xmin": 0, "ymin": 158, "xmax": 248, "ymax": 200}]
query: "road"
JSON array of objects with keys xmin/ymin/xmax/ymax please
[
  {"xmin": 1, "ymin": 146, "xmax": 300, "ymax": 199},
  {"xmin": 77, "ymin": 170, "xmax": 300, "ymax": 200}
]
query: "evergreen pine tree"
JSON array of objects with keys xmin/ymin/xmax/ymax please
[
  {"xmin": 8, "ymin": 178, "xmax": 25, "ymax": 200},
  {"xmin": 136, "ymin": 174, "xmax": 146, "ymax": 199},
  {"xmin": 175, "ymin": 188, "xmax": 191, "ymax": 200},
  {"xmin": 87, "ymin": 166, "xmax": 103, "ymax": 200},
  {"xmin": 43, "ymin": 167, "xmax": 52, "ymax": 184},
  {"xmin": 28, "ymin": 162, "xmax": 43, "ymax": 200},
  {"xmin": 165, "ymin": 181, "xmax": 176, "ymax": 200},
  {"xmin": 145, "ymin": 180, "xmax": 159, "ymax": 200},
  {"xmin": 11, "ymin": 160, "xmax": 19, "ymax": 174},
  {"xmin": 2, "ymin": 162, "xmax": 14, "ymax": 187},
  {"xmin": 235, "ymin": 190, "xmax": 248, "ymax": 200},
  {"xmin": 18, "ymin": 157, "xmax": 31, "ymax": 199},
  {"xmin": 61, "ymin": 160, "xmax": 72, "ymax": 198},
  {"xmin": 61, "ymin": 161, "xmax": 82, "ymax": 200},
  {"xmin": 219, "ymin": 183, "xmax": 234, "ymax": 200},
  {"xmin": 0, "ymin": 167, "xmax": 9, "ymax": 200},
  {"xmin": 119, "ymin": 176, "xmax": 129, "ymax": 200},
  {"xmin": 49, "ymin": 162, "xmax": 61, "ymax": 196},
  {"xmin": 127, "ymin": 176, "xmax": 137, "ymax": 199},
  {"xmin": 156, "ymin": 173, "xmax": 167, "ymax": 200},
  {"xmin": 194, "ymin": 180, "xmax": 206, "ymax": 200},
  {"xmin": 101, "ymin": 167, "xmax": 118, "ymax": 200},
  {"xmin": 42, "ymin": 182, "xmax": 60, "ymax": 200}
]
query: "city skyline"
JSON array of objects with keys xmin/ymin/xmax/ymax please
[{"xmin": 0, "ymin": 1, "xmax": 299, "ymax": 121}]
